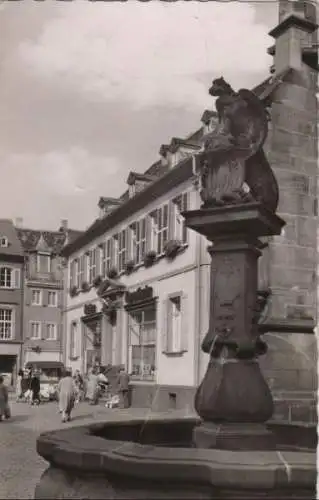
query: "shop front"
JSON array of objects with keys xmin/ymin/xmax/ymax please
[{"xmin": 0, "ymin": 342, "xmax": 21, "ymax": 388}]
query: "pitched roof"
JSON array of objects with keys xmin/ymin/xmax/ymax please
[
  {"xmin": 17, "ymin": 228, "xmax": 66, "ymax": 253},
  {"xmin": 16, "ymin": 227, "xmax": 83, "ymax": 254},
  {"xmin": 0, "ymin": 219, "xmax": 24, "ymax": 257},
  {"xmin": 67, "ymin": 230, "xmax": 83, "ymax": 245}
]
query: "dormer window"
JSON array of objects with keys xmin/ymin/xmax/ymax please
[
  {"xmin": 167, "ymin": 138, "xmax": 201, "ymax": 168},
  {"xmin": 201, "ymin": 110, "xmax": 218, "ymax": 135},
  {"xmin": 129, "ymin": 184, "xmax": 136, "ymax": 198},
  {"xmin": 126, "ymin": 172, "xmax": 155, "ymax": 199},
  {"xmin": 0, "ymin": 237, "xmax": 8, "ymax": 248},
  {"xmin": 98, "ymin": 197, "xmax": 121, "ymax": 218},
  {"xmin": 36, "ymin": 253, "xmax": 51, "ymax": 274}
]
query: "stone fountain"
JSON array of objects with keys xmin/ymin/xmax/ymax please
[{"xmin": 34, "ymin": 78, "xmax": 316, "ymax": 499}]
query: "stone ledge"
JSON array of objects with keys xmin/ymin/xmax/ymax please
[{"xmin": 35, "ymin": 417, "xmax": 316, "ymax": 498}]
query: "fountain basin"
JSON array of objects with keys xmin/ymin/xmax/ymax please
[{"xmin": 35, "ymin": 416, "xmax": 316, "ymax": 499}]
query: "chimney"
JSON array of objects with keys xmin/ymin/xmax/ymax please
[
  {"xmin": 60, "ymin": 219, "xmax": 68, "ymax": 232},
  {"xmin": 15, "ymin": 217, "xmax": 23, "ymax": 228}
]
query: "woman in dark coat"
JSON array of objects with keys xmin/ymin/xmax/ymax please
[{"xmin": 30, "ymin": 373, "xmax": 41, "ymax": 405}]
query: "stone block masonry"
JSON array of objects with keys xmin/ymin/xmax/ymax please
[{"xmin": 260, "ymin": 2, "xmax": 318, "ymax": 409}]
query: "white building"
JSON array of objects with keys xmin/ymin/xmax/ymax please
[{"xmin": 61, "ymin": 119, "xmax": 218, "ymax": 410}]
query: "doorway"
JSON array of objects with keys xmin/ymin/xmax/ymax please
[{"xmin": 0, "ymin": 355, "xmax": 17, "ymax": 387}]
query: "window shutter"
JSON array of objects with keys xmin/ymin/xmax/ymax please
[
  {"xmin": 168, "ymin": 202, "xmax": 175, "ymax": 240},
  {"xmin": 94, "ymin": 247, "xmax": 99, "ymax": 278},
  {"xmin": 69, "ymin": 323, "xmax": 74, "ymax": 358},
  {"xmin": 69, "ymin": 261, "xmax": 73, "ymax": 288},
  {"xmin": 76, "ymin": 325, "xmax": 81, "ymax": 357},
  {"xmin": 13, "ymin": 269, "xmax": 20, "ymax": 289},
  {"xmin": 25, "ymin": 289, "xmax": 30, "ymax": 306},
  {"xmin": 42, "ymin": 322, "xmax": 47, "ymax": 340},
  {"xmin": 11, "ymin": 308, "xmax": 16, "ymax": 340},
  {"xmin": 161, "ymin": 299, "xmax": 169, "ymax": 353},
  {"xmin": 145, "ymin": 215, "xmax": 152, "ymax": 252},
  {"xmin": 126, "ymin": 227, "xmax": 132, "ymax": 261},
  {"xmin": 167, "ymin": 298, "xmax": 173, "ymax": 353},
  {"xmin": 180, "ymin": 293, "xmax": 189, "ymax": 352},
  {"xmin": 182, "ymin": 193, "xmax": 188, "ymax": 244}
]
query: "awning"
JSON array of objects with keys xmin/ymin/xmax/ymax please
[{"xmin": 25, "ymin": 361, "xmax": 64, "ymax": 370}]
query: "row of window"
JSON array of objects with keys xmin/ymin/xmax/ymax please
[
  {"xmin": 69, "ymin": 193, "xmax": 188, "ymax": 289},
  {"xmin": 31, "ymin": 289, "xmax": 57, "ymax": 307},
  {"xmin": 0, "ymin": 256, "xmax": 57, "ymax": 291},
  {"xmin": 29, "ymin": 321, "xmax": 57, "ymax": 341},
  {"xmin": 0, "ymin": 267, "xmax": 20, "ymax": 289},
  {"xmin": 0, "ymin": 307, "xmax": 58, "ymax": 341},
  {"xmin": 68, "ymin": 292, "xmax": 188, "ymax": 381}
]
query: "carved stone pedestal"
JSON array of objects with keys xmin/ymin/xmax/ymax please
[
  {"xmin": 183, "ymin": 203, "xmax": 285, "ymax": 451},
  {"xmin": 193, "ymin": 358, "xmax": 275, "ymax": 450}
]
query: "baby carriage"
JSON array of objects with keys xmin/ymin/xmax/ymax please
[{"xmin": 104, "ymin": 393, "xmax": 119, "ymax": 409}]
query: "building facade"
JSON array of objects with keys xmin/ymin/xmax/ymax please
[
  {"xmin": 62, "ymin": 153, "xmax": 214, "ymax": 409},
  {"xmin": 0, "ymin": 220, "xmax": 24, "ymax": 387},
  {"xmin": 62, "ymin": 0, "xmax": 318, "ymax": 414},
  {"xmin": 16, "ymin": 221, "xmax": 82, "ymax": 370}
]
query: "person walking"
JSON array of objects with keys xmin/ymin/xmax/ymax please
[
  {"xmin": 0, "ymin": 375, "xmax": 10, "ymax": 420},
  {"xmin": 117, "ymin": 365, "xmax": 130, "ymax": 409},
  {"xmin": 16, "ymin": 369, "xmax": 24, "ymax": 402},
  {"xmin": 30, "ymin": 372, "xmax": 41, "ymax": 406},
  {"xmin": 57, "ymin": 370, "xmax": 77, "ymax": 423},
  {"xmin": 97, "ymin": 367, "xmax": 108, "ymax": 396},
  {"xmin": 73, "ymin": 370, "xmax": 84, "ymax": 404},
  {"xmin": 86, "ymin": 367, "xmax": 99, "ymax": 405}
]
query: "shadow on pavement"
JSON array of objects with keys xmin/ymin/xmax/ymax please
[
  {"xmin": 69, "ymin": 413, "xmax": 95, "ymax": 422},
  {"xmin": 5, "ymin": 414, "xmax": 30, "ymax": 423}
]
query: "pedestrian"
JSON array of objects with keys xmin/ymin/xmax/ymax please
[
  {"xmin": 30, "ymin": 372, "xmax": 41, "ymax": 406},
  {"xmin": 57, "ymin": 370, "xmax": 77, "ymax": 423},
  {"xmin": 73, "ymin": 370, "xmax": 84, "ymax": 404},
  {"xmin": 97, "ymin": 367, "xmax": 108, "ymax": 396},
  {"xmin": 23, "ymin": 369, "xmax": 33, "ymax": 403},
  {"xmin": 0, "ymin": 375, "xmax": 11, "ymax": 421},
  {"xmin": 86, "ymin": 367, "xmax": 99, "ymax": 405},
  {"xmin": 16, "ymin": 369, "xmax": 24, "ymax": 402},
  {"xmin": 117, "ymin": 365, "xmax": 130, "ymax": 409}
]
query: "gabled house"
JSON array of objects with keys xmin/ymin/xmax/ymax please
[{"xmin": 16, "ymin": 220, "xmax": 82, "ymax": 372}]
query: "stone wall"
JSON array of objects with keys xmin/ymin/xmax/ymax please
[{"xmin": 260, "ymin": 0, "xmax": 318, "ymax": 405}]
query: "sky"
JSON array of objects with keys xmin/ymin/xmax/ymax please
[{"xmin": 0, "ymin": 0, "xmax": 277, "ymax": 231}]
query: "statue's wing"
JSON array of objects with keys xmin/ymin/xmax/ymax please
[
  {"xmin": 238, "ymin": 89, "xmax": 268, "ymax": 154},
  {"xmin": 245, "ymin": 148, "xmax": 279, "ymax": 213}
]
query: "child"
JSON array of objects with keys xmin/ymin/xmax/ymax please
[{"xmin": 0, "ymin": 375, "xmax": 11, "ymax": 420}]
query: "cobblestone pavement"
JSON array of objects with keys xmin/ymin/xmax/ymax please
[{"xmin": 0, "ymin": 398, "xmax": 195, "ymax": 499}]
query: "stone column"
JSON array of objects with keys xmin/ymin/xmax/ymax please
[
  {"xmin": 115, "ymin": 305, "xmax": 124, "ymax": 366},
  {"xmin": 101, "ymin": 314, "xmax": 113, "ymax": 366},
  {"xmin": 184, "ymin": 203, "xmax": 285, "ymax": 450}
]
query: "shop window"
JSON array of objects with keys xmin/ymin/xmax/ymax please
[{"xmin": 128, "ymin": 306, "xmax": 156, "ymax": 381}]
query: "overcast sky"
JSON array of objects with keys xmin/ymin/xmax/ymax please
[{"xmin": 0, "ymin": 1, "xmax": 277, "ymax": 231}]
